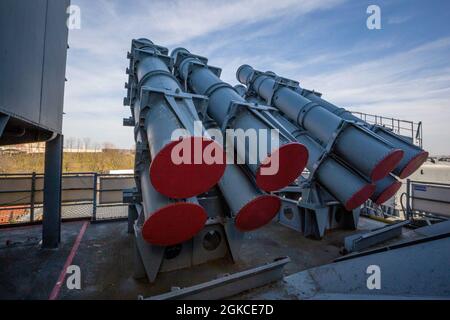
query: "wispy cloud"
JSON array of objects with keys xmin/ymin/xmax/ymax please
[
  {"xmin": 296, "ymin": 37, "xmax": 450, "ymax": 154},
  {"xmin": 71, "ymin": 0, "xmax": 345, "ymax": 48},
  {"xmin": 387, "ymin": 15, "xmax": 413, "ymax": 25},
  {"xmin": 299, "ymin": 37, "xmax": 450, "ymax": 107},
  {"xmin": 64, "ymin": 0, "xmax": 346, "ymax": 147},
  {"xmin": 63, "ymin": 0, "xmax": 450, "ymax": 155}
]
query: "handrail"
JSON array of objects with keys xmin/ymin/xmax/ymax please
[
  {"xmin": 0, "ymin": 172, "xmax": 135, "ymax": 225},
  {"xmin": 350, "ymin": 111, "xmax": 423, "ymax": 148}
]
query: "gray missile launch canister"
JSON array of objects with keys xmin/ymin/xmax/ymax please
[
  {"xmin": 240, "ymin": 90, "xmax": 375, "ymax": 210},
  {"xmin": 171, "ymin": 48, "xmax": 309, "ymax": 192},
  {"xmin": 237, "ymin": 65, "xmax": 405, "ymax": 182},
  {"xmin": 127, "ymin": 39, "xmax": 226, "ymax": 199},
  {"xmin": 299, "ymin": 89, "xmax": 429, "ymax": 179}
]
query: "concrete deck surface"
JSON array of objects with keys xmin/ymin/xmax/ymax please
[{"xmin": 0, "ymin": 218, "xmax": 384, "ymax": 300}]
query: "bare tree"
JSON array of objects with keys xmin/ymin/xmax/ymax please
[
  {"xmin": 83, "ymin": 137, "xmax": 91, "ymax": 151},
  {"xmin": 65, "ymin": 137, "xmax": 76, "ymax": 151},
  {"xmin": 76, "ymin": 138, "xmax": 82, "ymax": 152}
]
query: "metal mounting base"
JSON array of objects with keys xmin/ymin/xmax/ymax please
[
  {"xmin": 142, "ymin": 257, "xmax": 291, "ymax": 300},
  {"xmin": 129, "ymin": 204, "xmax": 245, "ymax": 283},
  {"xmin": 277, "ymin": 185, "xmax": 360, "ymax": 239}
]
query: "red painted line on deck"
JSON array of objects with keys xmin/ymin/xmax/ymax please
[{"xmin": 48, "ymin": 221, "xmax": 89, "ymax": 300}]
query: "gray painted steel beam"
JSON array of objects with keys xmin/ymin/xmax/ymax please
[
  {"xmin": 343, "ymin": 220, "xmax": 410, "ymax": 253},
  {"xmin": 42, "ymin": 134, "xmax": 63, "ymax": 249},
  {"xmin": 142, "ymin": 257, "xmax": 290, "ymax": 300}
]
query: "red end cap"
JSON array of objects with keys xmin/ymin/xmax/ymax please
[
  {"xmin": 142, "ymin": 202, "xmax": 207, "ymax": 246},
  {"xmin": 370, "ymin": 149, "xmax": 404, "ymax": 182},
  {"xmin": 256, "ymin": 142, "xmax": 308, "ymax": 192},
  {"xmin": 373, "ymin": 180, "xmax": 402, "ymax": 205},
  {"xmin": 398, "ymin": 151, "xmax": 429, "ymax": 179},
  {"xmin": 235, "ymin": 195, "xmax": 281, "ymax": 232},
  {"xmin": 345, "ymin": 184, "xmax": 376, "ymax": 211},
  {"xmin": 150, "ymin": 137, "xmax": 226, "ymax": 199}
]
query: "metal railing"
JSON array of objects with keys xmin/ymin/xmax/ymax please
[
  {"xmin": 361, "ymin": 201, "xmax": 402, "ymax": 220},
  {"xmin": 0, "ymin": 172, "xmax": 135, "ymax": 226},
  {"xmin": 351, "ymin": 112, "xmax": 426, "ymax": 221},
  {"xmin": 405, "ymin": 179, "xmax": 450, "ymax": 220},
  {"xmin": 362, "ymin": 180, "xmax": 450, "ymax": 222},
  {"xmin": 350, "ymin": 111, "xmax": 423, "ymax": 148}
]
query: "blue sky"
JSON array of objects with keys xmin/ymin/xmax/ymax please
[{"xmin": 65, "ymin": 0, "xmax": 450, "ymax": 154}]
